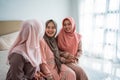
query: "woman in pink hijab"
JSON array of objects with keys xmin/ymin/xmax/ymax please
[
  {"xmin": 40, "ymin": 19, "xmax": 76, "ymax": 80},
  {"xmin": 57, "ymin": 17, "xmax": 88, "ymax": 80},
  {"xmin": 6, "ymin": 20, "xmax": 45, "ymax": 80}
]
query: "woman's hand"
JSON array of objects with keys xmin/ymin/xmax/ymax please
[
  {"xmin": 60, "ymin": 52, "xmax": 78, "ymax": 63},
  {"xmin": 34, "ymin": 71, "xmax": 45, "ymax": 80},
  {"xmin": 68, "ymin": 54, "xmax": 75, "ymax": 59},
  {"xmin": 60, "ymin": 51, "xmax": 70, "ymax": 58},
  {"xmin": 65, "ymin": 52, "xmax": 78, "ymax": 63},
  {"xmin": 46, "ymin": 75, "xmax": 54, "ymax": 80}
]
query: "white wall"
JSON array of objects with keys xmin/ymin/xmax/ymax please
[
  {"xmin": 70, "ymin": 0, "xmax": 79, "ymax": 32},
  {"xmin": 0, "ymin": 0, "xmax": 72, "ymax": 30}
]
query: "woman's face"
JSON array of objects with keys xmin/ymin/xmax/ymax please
[
  {"xmin": 45, "ymin": 22, "xmax": 56, "ymax": 37},
  {"xmin": 63, "ymin": 19, "xmax": 72, "ymax": 32}
]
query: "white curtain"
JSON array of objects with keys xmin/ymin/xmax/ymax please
[{"xmin": 78, "ymin": 0, "xmax": 120, "ymax": 61}]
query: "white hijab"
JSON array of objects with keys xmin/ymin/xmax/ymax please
[{"xmin": 8, "ymin": 20, "xmax": 44, "ymax": 70}]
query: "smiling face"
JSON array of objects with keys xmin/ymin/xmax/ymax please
[
  {"xmin": 45, "ymin": 21, "xmax": 56, "ymax": 37},
  {"xmin": 63, "ymin": 19, "xmax": 72, "ymax": 32}
]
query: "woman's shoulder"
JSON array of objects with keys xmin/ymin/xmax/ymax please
[
  {"xmin": 40, "ymin": 38, "xmax": 45, "ymax": 43},
  {"xmin": 9, "ymin": 53, "xmax": 25, "ymax": 63},
  {"xmin": 75, "ymin": 33, "xmax": 82, "ymax": 43},
  {"xmin": 40, "ymin": 38, "xmax": 47, "ymax": 46},
  {"xmin": 76, "ymin": 33, "xmax": 81, "ymax": 38}
]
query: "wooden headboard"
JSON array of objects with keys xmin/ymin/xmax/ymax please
[{"xmin": 0, "ymin": 20, "xmax": 22, "ymax": 36}]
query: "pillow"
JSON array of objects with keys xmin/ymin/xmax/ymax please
[{"xmin": 0, "ymin": 32, "xmax": 19, "ymax": 51}]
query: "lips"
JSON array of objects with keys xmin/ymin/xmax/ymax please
[
  {"xmin": 46, "ymin": 31, "xmax": 55, "ymax": 36},
  {"xmin": 65, "ymin": 28, "xmax": 70, "ymax": 32},
  {"xmin": 47, "ymin": 32, "xmax": 54, "ymax": 34}
]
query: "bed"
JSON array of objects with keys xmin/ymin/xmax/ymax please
[
  {"xmin": 0, "ymin": 20, "xmax": 22, "ymax": 79},
  {"xmin": 0, "ymin": 20, "xmax": 22, "ymax": 51},
  {"xmin": 0, "ymin": 50, "xmax": 9, "ymax": 80}
]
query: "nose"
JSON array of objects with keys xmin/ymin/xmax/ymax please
[
  {"xmin": 49, "ymin": 28, "xmax": 53, "ymax": 31},
  {"xmin": 65, "ymin": 24, "xmax": 70, "ymax": 28}
]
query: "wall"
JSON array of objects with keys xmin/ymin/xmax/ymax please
[
  {"xmin": 0, "ymin": 21, "xmax": 22, "ymax": 35},
  {"xmin": 70, "ymin": 0, "xmax": 79, "ymax": 32},
  {"xmin": 0, "ymin": 0, "xmax": 71, "ymax": 31}
]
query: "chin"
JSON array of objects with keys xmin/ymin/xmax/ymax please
[
  {"xmin": 65, "ymin": 31, "xmax": 71, "ymax": 32},
  {"xmin": 48, "ymin": 35, "xmax": 54, "ymax": 37}
]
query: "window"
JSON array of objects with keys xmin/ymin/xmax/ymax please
[{"xmin": 79, "ymin": 0, "xmax": 120, "ymax": 61}]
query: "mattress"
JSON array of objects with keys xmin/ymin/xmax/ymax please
[
  {"xmin": 0, "ymin": 20, "xmax": 22, "ymax": 51},
  {"xmin": 0, "ymin": 50, "xmax": 9, "ymax": 80},
  {"xmin": 0, "ymin": 32, "xmax": 19, "ymax": 51}
]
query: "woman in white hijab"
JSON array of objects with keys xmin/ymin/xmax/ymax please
[{"xmin": 6, "ymin": 20, "xmax": 46, "ymax": 80}]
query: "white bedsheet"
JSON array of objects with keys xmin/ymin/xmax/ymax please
[
  {"xmin": 0, "ymin": 32, "xmax": 19, "ymax": 51},
  {"xmin": 0, "ymin": 50, "xmax": 9, "ymax": 80}
]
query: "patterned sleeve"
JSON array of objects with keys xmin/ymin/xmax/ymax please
[{"xmin": 76, "ymin": 41, "xmax": 82, "ymax": 60}]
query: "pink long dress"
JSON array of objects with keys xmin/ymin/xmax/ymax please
[{"xmin": 40, "ymin": 39, "xmax": 76, "ymax": 80}]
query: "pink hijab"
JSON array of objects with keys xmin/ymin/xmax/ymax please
[
  {"xmin": 57, "ymin": 17, "xmax": 81, "ymax": 56},
  {"xmin": 8, "ymin": 20, "xmax": 43, "ymax": 70}
]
